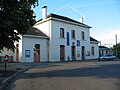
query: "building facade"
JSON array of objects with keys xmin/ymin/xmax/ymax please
[
  {"xmin": 17, "ymin": 27, "xmax": 49, "ymax": 62},
  {"xmin": 0, "ymin": 6, "xmax": 99, "ymax": 62},
  {"xmin": 90, "ymin": 37, "xmax": 99, "ymax": 59},
  {"xmin": 34, "ymin": 6, "xmax": 99, "ymax": 62},
  {"xmin": 99, "ymin": 46, "xmax": 112, "ymax": 57}
]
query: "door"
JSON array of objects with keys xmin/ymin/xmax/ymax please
[
  {"xmin": 60, "ymin": 45, "xmax": 65, "ymax": 61},
  {"xmin": 16, "ymin": 44, "xmax": 19, "ymax": 62},
  {"xmin": 82, "ymin": 46, "xmax": 85, "ymax": 60},
  {"xmin": 34, "ymin": 44, "xmax": 40, "ymax": 62},
  {"xmin": 71, "ymin": 46, "xmax": 76, "ymax": 60}
]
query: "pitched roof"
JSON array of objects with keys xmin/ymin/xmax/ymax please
[
  {"xmin": 25, "ymin": 27, "xmax": 48, "ymax": 37},
  {"xmin": 90, "ymin": 37, "xmax": 99, "ymax": 42},
  {"xmin": 99, "ymin": 46, "xmax": 109, "ymax": 49},
  {"xmin": 37, "ymin": 13, "xmax": 91, "ymax": 28}
]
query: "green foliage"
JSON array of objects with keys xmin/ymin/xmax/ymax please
[
  {"xmin": 0, "ymin": 0, "xmax": 38, "ymax": 51},
  {"xmin": 111, "ymin": 43, "xmax": 120, "ymax": 58}
]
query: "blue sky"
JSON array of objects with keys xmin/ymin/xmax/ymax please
[{"xmin": 33, "ymin": 0, "xmax": 120, "ymax": 47}]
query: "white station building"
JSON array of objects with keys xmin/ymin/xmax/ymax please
[{"xmin": 0, "ymin": 6, "xmax": 99, "ymax": 62}]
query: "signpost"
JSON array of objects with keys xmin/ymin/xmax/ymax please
[{"xmin": 4, "ymin": 55, "xmax": 9, "ymax": 72}]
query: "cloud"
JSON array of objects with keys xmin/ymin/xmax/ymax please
[
  {"xmin": 55, "ymin": 3, "xmax": 70, "ymax": 13},
  {"xmin": 93, "ymin": 29, "xmax": 120, "ymax": 46},
  {"xmin": 70, "ymin": 1, "xmax": 115, "ymax": 8}
]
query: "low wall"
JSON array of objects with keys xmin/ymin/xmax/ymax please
[{"xmin": 0, "ymin": 56, "xmax": 13, "ymax": 63}]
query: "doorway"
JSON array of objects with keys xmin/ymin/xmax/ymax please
[
  {"xmin": 60, "ymin": 45, "xmax": 65, "ymax": 61},
  {"xmin": 82, "ymin": 46, "xmax": 85, "ymax": 60},
  {"xmin": 71, "ymin": 46, "xmax": 76, "ymax": 60},
  {"xmin": 34, "ymin": 44, "xmax": 40, "ymax": 62},
  {"xmin": 16, "ymin": 44, "xmax": 19, "ymax": 62}
]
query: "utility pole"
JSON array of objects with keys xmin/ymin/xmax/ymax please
[
  {"xmin": 104, "ymin": 43, "xmax": 113, "ymax": 48},
  {"xmin": 115, "ymin": 34, "xmax": 117, "ymax": 57},
  {"xmin": 100, "ymin": 40, "xmax": 102, "ymax": 46}
]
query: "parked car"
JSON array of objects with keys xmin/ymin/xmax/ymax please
[{"xmin": 98, "ymin": 55, "xmax": 116, "ymax": 61}]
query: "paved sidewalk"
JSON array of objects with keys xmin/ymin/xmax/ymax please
[
  {"xmin": 0, "ymin": 61, "xmax": 91, "ymax": 89},
  {"xmin": 0, "ymin": 62, "xmax": 49, "ymax": 90}
]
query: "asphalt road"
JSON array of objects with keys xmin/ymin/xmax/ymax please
[{"xmin": 5, "ymin": 60, "xmax": 120, "ymax": 90}]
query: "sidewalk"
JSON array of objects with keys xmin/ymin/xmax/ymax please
[
  {"xmin": 0, "ymin": 62, "xmax": 38, "ymax": 90},
  {"xmin": 0, "ymin": 61, "xmax": 72, "ymax": 89}
]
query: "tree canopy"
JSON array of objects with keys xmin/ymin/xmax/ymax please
[
  {"xmin": 0, "ymin": 0, "xmax": 38, "ymax": 51},
  {"xmin": 111, "ymin": 43, "xmax": 120, "ymax": 58}
]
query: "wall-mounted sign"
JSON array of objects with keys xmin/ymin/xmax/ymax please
[
  {"xmin": 4, "ymin": 55, "xmax": 9, "ymax": 62},
  {"xmin": 72, "ymin": 42, "xmax": 75, "ymax": 46},
  {"xmin": 77, "ymin": 40, "xmax": 80, "ymax": 46},
  {"xmin": 25, "ymin": 50, "xmax": 30, "ymax": 57},
  {"xmin": 66, "ymin": 32, "xmax": 70, "ymax": 46}
]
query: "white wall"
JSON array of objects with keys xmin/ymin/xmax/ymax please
[
  {"xmin": 90, "ymin": 42, "xmax": 99, "ymax": 59},
  {"xmin": 50, "ymin": 20, "xmax": 91, "ymax": 61},
  {"xmin": 99, "ymin": 48, "xmax": 111, "ymax": 56},
  {"xmin": 12, "ymin": 36, "xmax": 23, "ymax": 62},
  {"xmin": 34, "ymin": 20, "xmax": 51, "ymax": 37},
  {"xmin": 21, "ymin": 36, "xmax": 48, "ymax": 62},
  {"xmin": 0, "ymin": 48, "xmax": 14, "ymax": 56},
  {"xmin": 34, "ymin": 20, "xmax": 52, "ymax": 62},
  {"xmin": 35, "ymin": 17, "xmax": 98, "ymax": 62},
  {"xmin": 18, "ymin": 37, "xmax": 23, "ymax": 62},
  {"xmin": 80, "ymin": 28, "xmax": 91, "ymax": 60},
  {"xmin": 0, "ymin": 48, "xmax": 14, "ymax": 62}
]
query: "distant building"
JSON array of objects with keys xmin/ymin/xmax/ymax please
[
  {"xmin": 90, "ymin": 37, "xmax": 99, "ymax": 59},
  {"xmin": 99, "ymin": 46, "xmax": 112, "ymax": 56}
]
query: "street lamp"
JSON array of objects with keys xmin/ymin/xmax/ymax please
[{"xmin": 115, "ymin": 34, "xmax": 117, "ymax": 57}]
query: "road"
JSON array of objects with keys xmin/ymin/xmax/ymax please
[{"xmin": 5, "ymin": 60, "xmax": 120, "ymax": 90}]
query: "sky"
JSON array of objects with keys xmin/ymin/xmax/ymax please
[{"xmin": 33, "ymin": 0, "xmax": 120, "ymax": 47}]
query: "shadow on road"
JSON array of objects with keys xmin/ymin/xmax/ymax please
[{"xmin": 19, "ymin": 63, "xmax": 120, "ymax": 79}]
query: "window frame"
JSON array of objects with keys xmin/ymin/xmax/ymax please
[
  {"xmin": 71, "ymin": 30, "xmax": 75, "ymax": 39},
  {"xmin": 91, "ymin": 47, "xmax": 94, "ymax": 55},
  {"xmin": 81, "ymin": 31, "xmax": 85, "ymax": 40},
  {"xmin": 60, "ymin": 28, "xmax": 64, "ymax": 38}
]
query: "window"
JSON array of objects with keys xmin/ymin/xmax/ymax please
[
  {"xmin": 77, "ymin": 40, "xmax": 80, "ymax": 46},
  {"xmin": 106, "ymin": 50, "xmax": 108, "ymax": 54},
  {"xmin": 71, "ymin": 30, "xmax": 75, "ymax": 39},
  {"xmin": 91, "ymin": 47, "xmax": 94, "ymax": 55},
  {"xmin": 66, "ymin": 32, "xmax": 70, "ymax": 46},
  {"xmin": 60, "ymin": 28, "xmax": 64, "ymax": 38},
  {"xmin": 102, "ymin": 50, "xmax": 104, "ymax": 56},
  {"xmin": 81, "ymin": 31, "xmax": 85, "ymax": 40}
]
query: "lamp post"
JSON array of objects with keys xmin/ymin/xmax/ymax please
[{"xmin": 115, "ymin": 34, "xmax": 117, "ymax": 57}]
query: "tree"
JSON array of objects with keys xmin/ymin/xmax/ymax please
[
  {"xmin": 0, "ymin": 0, "xmax": 38, "ymax": 51},
  {"xmin": 111, "ymin": 43, "xmax": 120, "ymax": 58}
]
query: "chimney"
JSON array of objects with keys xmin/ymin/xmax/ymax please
[
  {"xmin": 42, "ymin": 6, "xmax": 47, "ymax": 20},
  {"xmin": 79, "ymin": 17, "xmax": 84, "ymax": 23}
]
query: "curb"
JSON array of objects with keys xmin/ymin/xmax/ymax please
[
  {"xmin": 0, "ymin": 66, "xmax": 33, "ymax": 90},
  {"xmin": 0, "ymin": 69, "xmax": 23, "ymax": 90}
]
